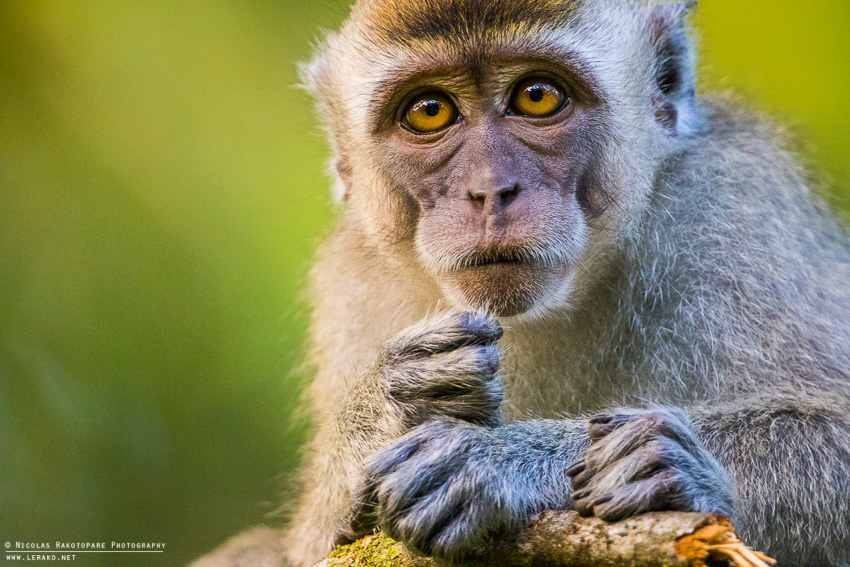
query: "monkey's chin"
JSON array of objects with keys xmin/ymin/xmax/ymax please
[{"xmin": 439, "ymin": 261, "xmax": 571, "ymax": 318}]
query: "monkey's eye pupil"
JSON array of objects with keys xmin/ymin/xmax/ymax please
[
  {"xmin": 510, "ymin": 77, "xmax": 567, "ymax": 118},
  {"xmin": 403, "ymin": 91, "xmax": 459, "ymax": 134}
]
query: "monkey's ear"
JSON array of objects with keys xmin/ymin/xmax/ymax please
[
  {"xmin": 649, "ymin": 1, "xmax": 701, "ymax": 136},
  {"xmin": 300, "ymin": 34, "xmax": 352, "ymax": 203},
  {"xmin": 332, "ymin": 154, "xmax": 352, "ymax": 203}
]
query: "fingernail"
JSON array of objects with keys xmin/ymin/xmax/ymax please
[
  {"xmin": 565, "ymin": 460, "xmax": 586, "ymax": 477},
  {"xmin": 588, "ymin": 423, "xmax": 616, "ymax": 442},
  {"xmin": 571, "ymin": 488, "xmax": 590, "ymax": 501},
  {"xmin": 591, "ymin": 493, "xmax": 614, "ymax": 507},
  {"xmin": 333, "ymin": 529, "xmax": 357, "ymax": 547}
]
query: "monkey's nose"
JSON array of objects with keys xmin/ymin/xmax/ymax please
[{"xmin": 468, "ymin": 183, "xmax": 521, "ymax": 213}]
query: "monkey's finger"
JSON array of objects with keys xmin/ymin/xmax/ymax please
[
  {"xmin": 374, "ymin": 451, "xmax": 459, "ymax": 523},
  {"xmin": 572, "ymin": 418, "xmax": 653, "ymax": 489},
  {"xmin": 347, "ymin": 460, "xmax": 388, "ymax": 537},
  {"xmin": 395, "ymin": 476, "xmax": 473, "ymax": 556},
  {"xmin": 388, "ymin": 312, "xmax": 502, "ymax": 359},
  {"xmin": 571, "ymin": 487, "xmax": 598, "ymax": 516},
  {"xmin": 428, "ymin": 488, "xmax": 510, "ymax": 561},
  {"xmin": 347, "ymin": 488, "xmax": 380, "ymax": 539},
  {"xmin": 363, "ymin": 434, "xmax": 423, "ymax": 480},
  {"xmin": 429, "ymin": 387, "xmax": 503, "ymax": 427},
  {"xmin": 585, "ymin": 415, "xmax": 670, "ymax": 468},
  {"xmin": 350, "ymin": 442, "xmax": 419, "ymax": 534},
  {"xmin": 333, "ymin": 523, "xmax": 362, "ymax": 548},
  {"xmin": 565, "ymin": 459, "xmax": 585, "ymax": 478},
  {"xmin": 592, "ymin": 470, "xmax": 679, "ymax": 522},
  {"xmin": 429, "ymin": 510, "xmax": 486, "ymax": 560},
  {"xmin": 588, "ymin": 421, "xmax": 619, "ymax": 441},
  {"xmin": 587, "ymin": 411, "xmax": 636, "ymax": 441},
  {"xmin": 575, "ymin": 441, "xmax": 672, "ymax": 497},
  {"xmin": 569, "ymin": 454, "xmax": 598, "ymax": 490},
  {"xmin": 390, "ymin": 344, "xmax": 501, "ymax": 402}
]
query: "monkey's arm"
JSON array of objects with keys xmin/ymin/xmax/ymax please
[{"xmin": 690, "ymin": 396, "xmax": 850, "ymax": 565}]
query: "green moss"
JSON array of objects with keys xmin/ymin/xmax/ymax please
[{"xmin": 327, "ymin": 534, "xmax": 431, "ymax": 567}]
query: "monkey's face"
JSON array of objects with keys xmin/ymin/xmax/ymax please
[
  {"xmin": 308, "ymin": 1, "xmax": 691, "ymax": 318},
  {"xmin": 373, "ymin": 66, "xmax": 609, "ymax": 317}
]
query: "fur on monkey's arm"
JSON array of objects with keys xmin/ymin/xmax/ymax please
[{"xmin": 690, "ymin": 395, "xmax": 850, "ymax": 566}]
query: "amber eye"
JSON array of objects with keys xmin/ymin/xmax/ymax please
[
  {"xmin": 510, "ymin": 77, "xmax": 567, "ymax": 117},
  {"xmin": 403, "ymin": 92, "xmax": 458, "ymax": 134}
]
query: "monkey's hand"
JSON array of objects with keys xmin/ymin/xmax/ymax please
[
  {"xmin": 567, "ymin": 407, "xmax": 734, "ymax": 522},
  {"xmin": 345, "ymin": 418, "xmax": 521, "ymax": 559},
  {"xmin": 332, "ymin": 313, "xmax": 503, "ymax": 548},
  {"xmin": 377, "ymin": 312, "xmax": 503, "ymax": 428}
]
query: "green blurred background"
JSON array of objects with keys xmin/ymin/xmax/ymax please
[{"xmin": 0, "ymin": 2, "xmax": 847, "ymax": 565}]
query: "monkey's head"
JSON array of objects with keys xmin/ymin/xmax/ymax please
[{"xmin": 304, "ymin": 0, "xmax": 700, "ymax": 318}]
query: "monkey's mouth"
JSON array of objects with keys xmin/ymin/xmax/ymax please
[
  {"xmin": 464, "ymin": 254, "xmax": 527, "ymax": 268},
  {"xmin": 437, "ymin": 249, "xmax": 571, "ymax": 317},
  {"xmin": 448, "ymin": 247, "xmax": 547, "ymax": 272}
]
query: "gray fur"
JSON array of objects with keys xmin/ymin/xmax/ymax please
[{"xmin": 193, "ymin": 1, "xmax": 850, "ymax": 566}]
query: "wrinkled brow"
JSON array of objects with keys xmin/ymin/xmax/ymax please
[{"xmin": 367, "ymin": 41, "xmax": 601, "ymax": 131}]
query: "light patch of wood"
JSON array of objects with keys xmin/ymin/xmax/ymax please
[{"xmin": 674, "ymin": 518, "xmax": 776, "ymax": 567}]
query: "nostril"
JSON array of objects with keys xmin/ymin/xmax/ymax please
[
  {"xmin": 497, "ymin": 183, "xmax": 521, "ymax": 206},
  {"xmin": 467, "ymin": 187, "xmax": 487, "ymax": 207},
  {"xmin": 467, "ymin": 184, "xmax": 521, "ymax": 210}
]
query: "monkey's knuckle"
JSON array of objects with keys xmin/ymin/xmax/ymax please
[
  {"xmin": 660, "ymin": 406, "xmax": 689, "ymax": 423},
  {"xmin": 440, "ymin": 344, "xmax": 497, "ymax": 375},
  {"xmin": 649, "ymin": 468, "xmax": 681, "ymax": 493},
  {"xmin": 430, "ymin": 520, "xmax": 479, "ymax": 560},
  {"xmin": 376, "ymin": 479, "xmax": 406, "ymax": 515},
  {"xmin": 483, "ymin": 379, "xmax": 503, "ymax": 405},
  {"xmin": 381, "ymin": 369, "xmax": 416, "ymax": 399},
  {"xmin": 582, "ymin": 444, "xmax": 603, "ymax": 468},
  {"xmin": 410, "ymin": 418, "xmax": 467, "ymax": 449},
  {"xmin": 460, "ymin": 311, "xmax": 502, "ymax": 336},
  {"xmin": 635, "ymin": 411, "xmax": 668, "ymax": 431},
  {"xmin": 477, "ymin": 344, "xmax": 501, "ymax": 373},
  {"xmin": 384, "ymin": 324, "xmax": 447, "ymax": 360},
  {"xmin": 394, "ymin": 358, "xmax": 442, "ymax": 381},
  {"xmin": 641, "ymin": 436, "xmax": 667, "ymax": 455},
  {"xmin": 400, "ymin": 508, "xmax": 448, "ymax": 555}
]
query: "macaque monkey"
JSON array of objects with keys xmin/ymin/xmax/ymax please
[{"xmin": 195, "ymin": 1, "xmax": 850, "ymax": 566}]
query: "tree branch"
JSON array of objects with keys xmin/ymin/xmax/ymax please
[{"xmin": 317, "ymin": 511, "xmax": 775, "ymax": 567}]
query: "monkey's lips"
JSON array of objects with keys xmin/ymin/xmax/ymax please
[
  {"xmin": 464, "ymin": 256, "xmax": 526, "ymax": 268},
  {"xmin": 441, "ymin": 255, "xmax": 570, "ymax": 317}
]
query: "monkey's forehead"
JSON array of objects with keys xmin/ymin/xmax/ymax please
[{"xmin": 349, "ymin": 0, "xmax": 582, "ymax": 45}]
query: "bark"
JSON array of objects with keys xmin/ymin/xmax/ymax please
[{"xmin": 316, "ymin": 511, "xmax": 774, "ymax": 567}]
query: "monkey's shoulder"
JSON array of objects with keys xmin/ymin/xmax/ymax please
[{"xmin": 652, "ymin": 97, "xmax": 848, "ymax": 253}]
